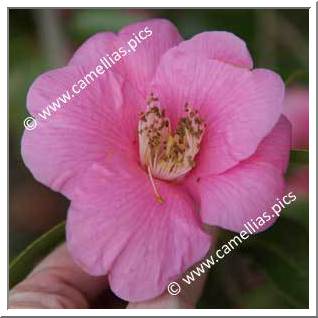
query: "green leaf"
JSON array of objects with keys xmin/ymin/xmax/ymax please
[
  {"xmin": 282, "ymin": 199, "xmax": 309, "ymax": 228},
  {"xmin": 199, "ymin": 210, "xmax": 308, "ymax": 309},
  {"xmin": 290, "ymin": 149, "xmax": 309, "ymax": 165},
  {"xmin": 9, "ymin": 221, "xmax": 66, "ymax": 289},
  {"xmin": 241, "ymin": 216, "xmax": 309, "ymax": 308},
  {"xmin": 239, "ymin": 280, "xmax": 295, "ymax": 309}
]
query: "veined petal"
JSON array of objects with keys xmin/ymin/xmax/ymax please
[
  {"xmin": 66, "ymin": 162, "xmax": 211, "ymax": 301},
  {"xmin": 151, "ymin": 53, "xmax": 285, "ymax": 175},
  {"xmin": 186, "ymin": 116, "xmax": 291, "ymax": 233},
  {"xmin": 174, "ymin": 31, "xmax": 253, "ymax": 68},
  {"xmin": 21, "ymin": 66, "xmax": 136, "ymax": 199},
  {"xmin": 69, "ymin": 19, "xmax": 182, "ymax": 98}
]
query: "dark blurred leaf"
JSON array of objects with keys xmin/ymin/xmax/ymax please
[
  {"xmin": 282, "ymin": 199, "xmax": 309, "ymax": 228},
  {"xmin": 199, "ymin": 208, "xmax": 308, "ymax": 309},
  {"xmin": 69, "ymin": 9, "xmax": 149, "ymax": 42},
  {"xmin": 9, "ymin": 221, "xmax": 65, "ymax": 289},
  {"xmin": 285, "ymin": 69, "xmax": 308, "ymax": 86},
  {"xmin": 241, "ymin": 216, "xmax": 309, "ymax": 308},
  {"xmin": 197, "ymin": 252, "xmax": 238, "ymax": 309},
  {"xmin": 239, "ymin": 280, "xmax": 294, "ymax": 309},
  {"xmin": 290, "ymin": 149, "xmax": 309, "ymax": 164}
]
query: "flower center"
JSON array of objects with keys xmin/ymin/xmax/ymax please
[{"xmin": 138, "ymin": 94, "xmax": 206, "ymax": 202}]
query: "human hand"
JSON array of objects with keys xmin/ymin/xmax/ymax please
[{"xmin": 9, "ymin": 244, "xmax": 208, "ymax": 309}]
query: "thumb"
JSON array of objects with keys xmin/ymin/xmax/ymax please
[{"xmin": 9, "ymin": 244, "xmax": 106, "ymax": 308}]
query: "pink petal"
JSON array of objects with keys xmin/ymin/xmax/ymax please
[
  {"xmin": 249, "ymin": 115, "xmax": 292, "ymax": 173},
  {"xmin": 69, "ymin": 19, "xmax": 182, "ymax": 98},
  {"xmin": 187, "ymin": 115, "xmax": 291, "ymax": 233},
  {"xmin": 283, "ymin": 86, "xmax": 309, "ymax": 149},
  {"xmin": 174, "ymin": 31, "xmax": 253, "ymax": 68},
  {"xmin": 66, "ymin": 162, "xmax": 211, "ymax": 301},
  {"xmin": 21, "ymin": 66, "xmax": 138, "ymax": 198},
  {"xmin": 68, "ymin": 32, "xmax": 117, "ymax": 68},
  {"xmin": 151, "ymin": 53, "xmax": 285, "ymax": 175},
  {"xmin": 116, "ymin": 19, "xmax": 183, "ymax": 97}
]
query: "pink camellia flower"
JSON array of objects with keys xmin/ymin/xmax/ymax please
[
  {"xmin": 22, "ymin": 19, "xmax": 291, "ymax": 301},
  {"xmin": 283, "ymin": 86, "xmax": 309, "ymax": 197},
  {"xmin": 283, "ymin": 86, "xmax": 309, "ymax": 150}
]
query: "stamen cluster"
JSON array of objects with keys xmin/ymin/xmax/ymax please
[{"xmin": 138, "ymin": 94, "xmax": 205, "ymax": 181}]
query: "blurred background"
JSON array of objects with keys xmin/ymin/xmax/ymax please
[{"xmin": 9, "ymin": 9, "xmax": 309, "ymax": 309}]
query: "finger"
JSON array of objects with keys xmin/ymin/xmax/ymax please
[{"xmin": 9, "ymin": 243, "xmax": 107, "ymax": 308}]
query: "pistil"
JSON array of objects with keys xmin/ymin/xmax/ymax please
[
  {"xmin": 147, "ymin": 165, "xmax": 164, "ymax": 204},
  {"xmin": 138, "ymin": 94, "xmax": 206, "ymax": 201}
]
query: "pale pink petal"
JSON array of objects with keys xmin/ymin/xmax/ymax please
[
  {"xmin": 115, "ymin": 19, "xmax": 183, "ymax": 97},
  {"xmin": 21, "ymin": 66, "xmax": 139, "ymax": 199},
  {"xmin": 66, "ymin": 162, "xmax": 211, "ymax": 301},
  {"xmin": 186, "ymin": 116, "xmax": 291, "ymax": 233},
  {"xmin": 283, "ymin": 87, "xmax": 308, "ymax": 198},
  {"xmin": 151, "ymin": 53, "xmax": 285, "ymax": 175},
  {"xmin": 174, "ymin": 31, "xmax": 253, "ymax": 68},
  {"xmin": 283, "ymin": 86, "xmax": 309, "ymax": 149},
  {"xmin": 69, "ymin": 19, "xmax": 182, "ymax": 98},
  {"xmin": 249, "ymin": 115, "xmax": 292, "ymax": 173},
  {"xmin": 68, "ymin": 32, "xmax": 117, "ymax": 69}
]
